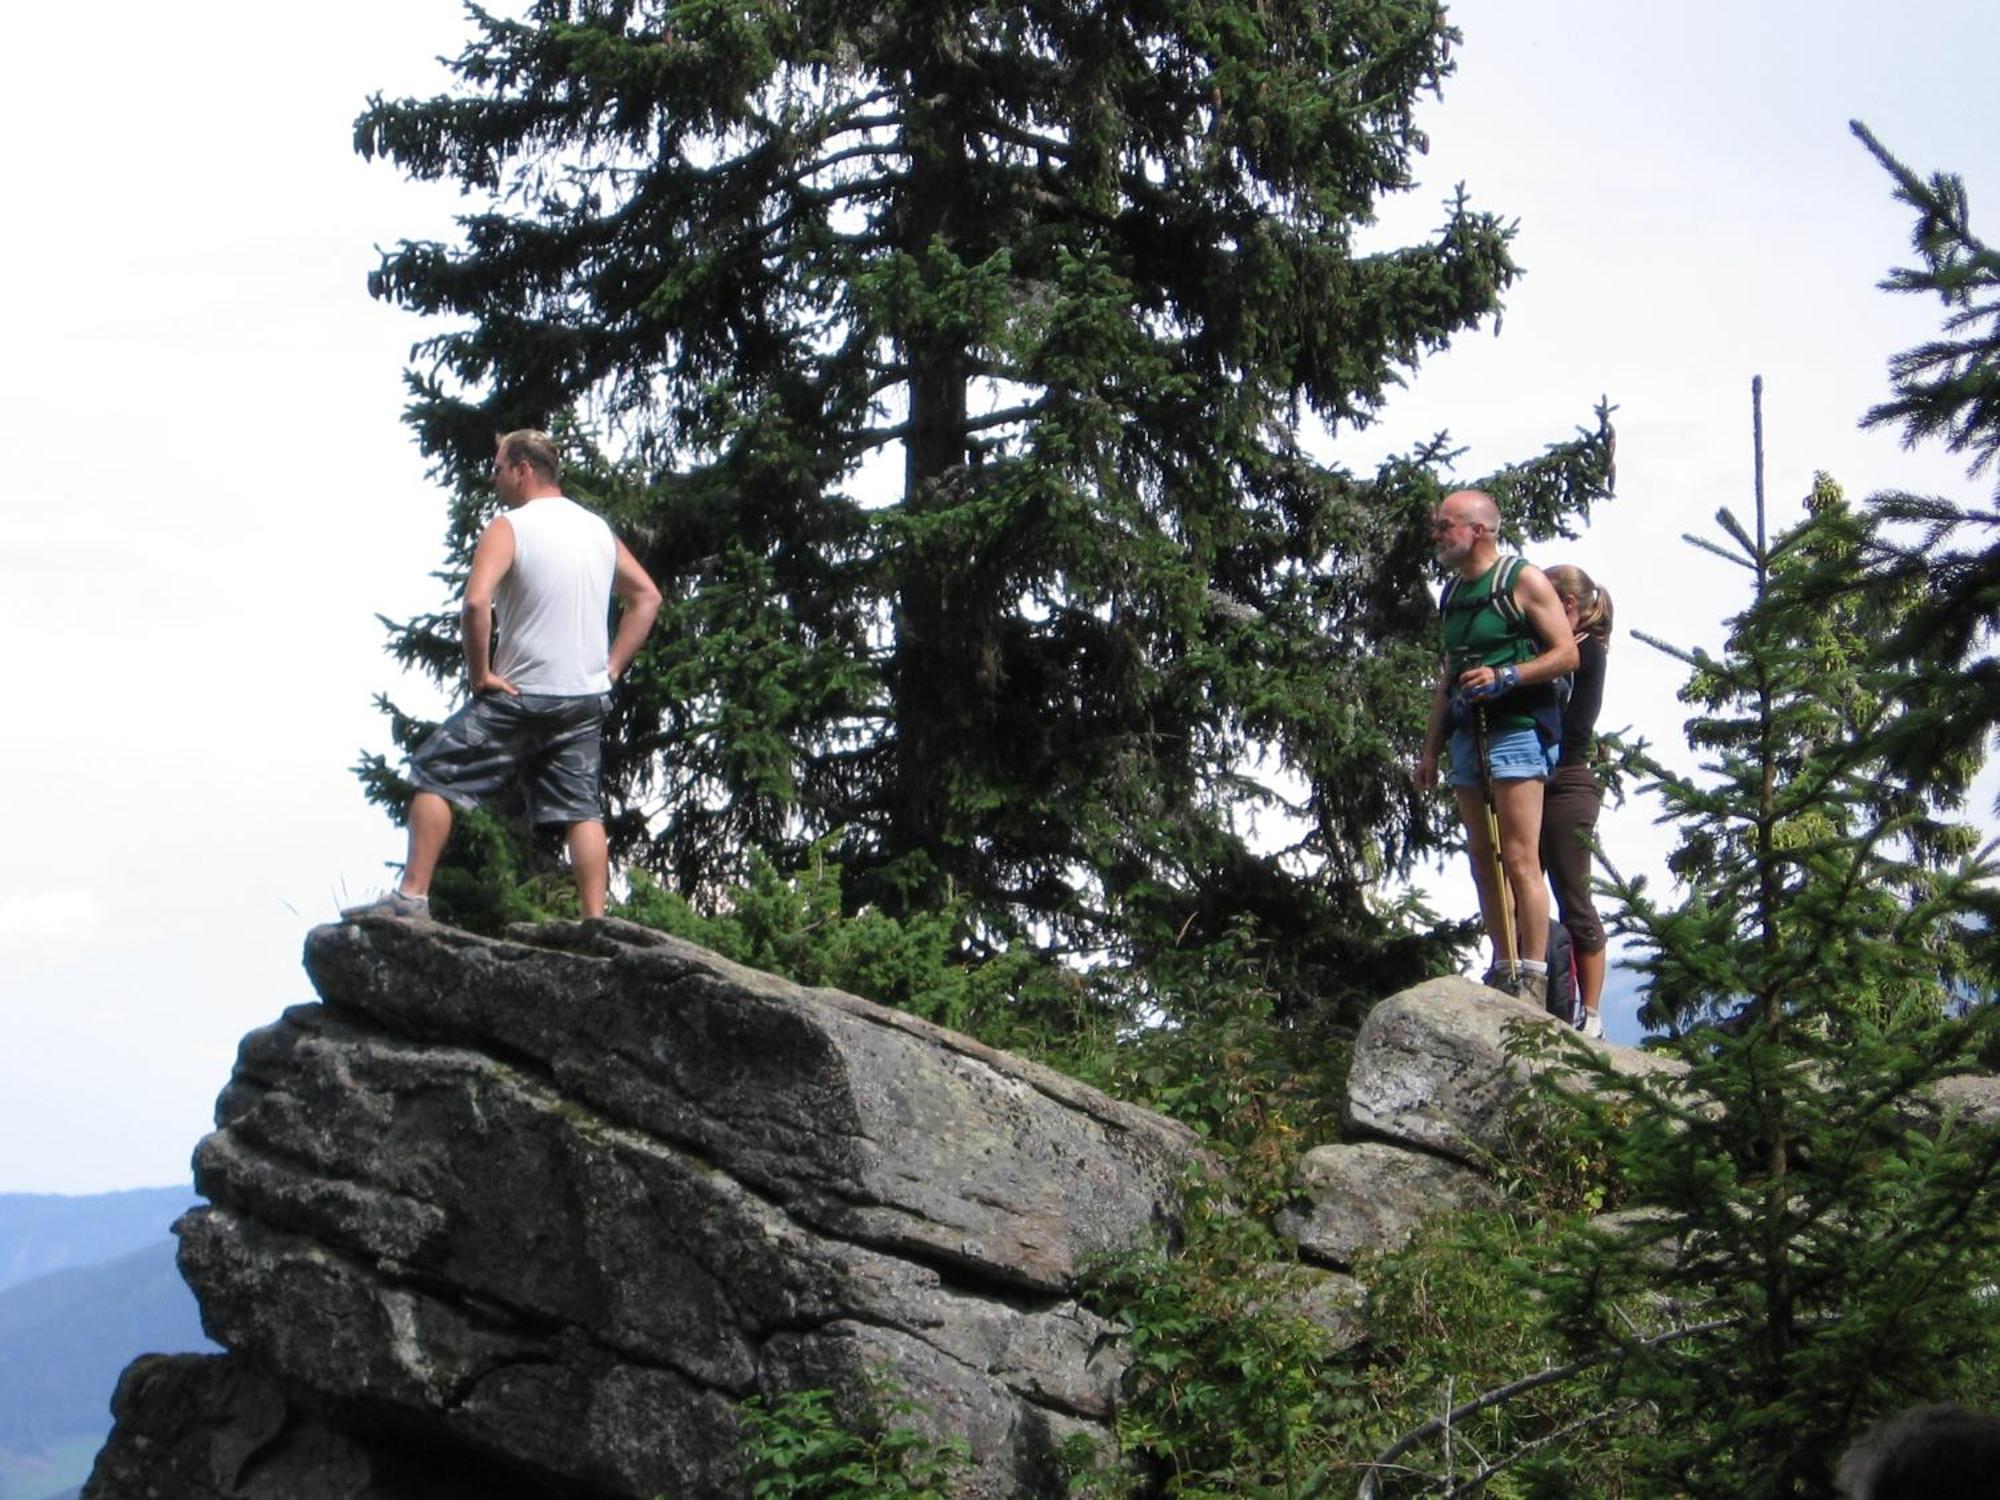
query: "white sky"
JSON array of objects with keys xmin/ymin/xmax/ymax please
[{"xmin": 3, "ymin": 1, "xmax": 1994, "ymax": 1193}]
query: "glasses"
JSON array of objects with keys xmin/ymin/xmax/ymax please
[{"xmin": 1431, "ymin": 518, "xmax": 1484, "ymax": 535}]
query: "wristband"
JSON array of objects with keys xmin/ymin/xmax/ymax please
[{"xmin": 1464, "ymin": 664, "xmax": 1518, "ymax": 703}]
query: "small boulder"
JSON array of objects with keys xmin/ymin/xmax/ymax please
[
  {"xmin": 1274, "ymin": 1141, "xmax": 1502, "ymax": 1268},
  {"xmin": 1345, "ymin": 976, "xmax": 1686, "ymax": 1168}
]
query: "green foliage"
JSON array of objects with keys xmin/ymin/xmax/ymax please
[
  {"xmin": 1502, "ymin": 1007, "xmax": 2000, "ymax": 1498},
  {"xmin": 1082, "ymin": 1173, "xmax": 1371, "ymax": 1499},
  {"xmin": 1483, "ymin": 405, "xmax": 2000, "ymax": 1498},
  {"xmin": 1846, "ymin": 122, "xmax": 2000, "ymax": 803},
  {"xmin": 736, "ymin": 1383, "xmax": 970, "ymax": 1500},
  {"xmin": 355, "ymin": 0, "xmax": 1613, "ymax": 1019},
  {"xmin": 1352, "ymin": 1207, "xmax": 1635, "ymax": 1499},
  {"xmin": 1614, "ymin": 466, "xmax": 1994, "ymax": 1037},
  {"xmin": 1081, "ymin": 1165, "xmax": 1637, "ymax": 1498},
  {"xmin": 1853, "ymin": 120, "xmax": 2000, "ymax": 484},
  {"xmin": 1492, "ymin": 1043, "xmax": 1637, "ymax": 1219},
  {"xmin": 615, "ymin": 855, "xmax": 1079, "ymax": 1035},
  {"xmin": 1050, "ymin": 924, "xmax": 1359, "ymax": 1158},
  {"xmin": 424, "ymin": 805, "xmax": 588, "ymax": 932}
]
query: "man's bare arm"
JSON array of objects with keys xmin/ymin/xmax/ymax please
[
  {"xmin": 1512, "ymin": 565, "xmax": 1580, "ymax": 686},
  {"xmin": 463, "ymin": 517, "xmax": 518, "ymax": 695},
  {"xmin": 1416, "ymin": 666, "xmax": 1452, "ymax": 792},
  {"xmin": 606, "ymin": 539, "xmax": 663, "ymax": 683}
]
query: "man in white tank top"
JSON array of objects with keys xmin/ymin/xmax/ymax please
[{"xmin": 345, "ymin": 430, "xmax": 662, "ymax": 920}]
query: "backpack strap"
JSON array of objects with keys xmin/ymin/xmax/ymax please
[
  {"xmin": 1439, "ymin": 556, "xmax": 1529, "ymax": 625},
  {"xmin": 1489, "ymin": 556, "xmax": 1528, "ymax": 629}
]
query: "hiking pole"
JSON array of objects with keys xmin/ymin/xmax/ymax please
[{"xmin": 1472, "ymin": 701, "xmax": 1519, "ymax": 988}]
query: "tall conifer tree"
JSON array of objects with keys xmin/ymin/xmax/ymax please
[
  {"xmin": 354, "ymin": 0, "xmax": 1611, "ymax": 1007},
  {"xmin": 1623, "ymin": 462, "xmax": 1984, "ymax": 1038},
  {"xmin": 1505, "ymin": 389, "xmax": 2000, "ymax": 1499},
  {"xmin": 1848, "ymin": 121, "xmax": 2000, "ymax": 800}
]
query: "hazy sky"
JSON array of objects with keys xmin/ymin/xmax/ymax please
[{"xmin": 4, "ymin": 1, "xmax": 1995, "ymax": 1193}]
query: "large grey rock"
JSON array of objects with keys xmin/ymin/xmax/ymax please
[
  {"xmin": 102, "ymin": 918, "xmax": 1204, "ymax": 1500},
  {"xmin": 1273, "ymin": 1141, "xmax": 1502, "ymax": 1268},
  {"xmin": 1916, "ymin": 1073, "xmax": 2000, "ymax": 1132},
  {"xmin": 103, "ymin": 924, "xmax": 1834, "ymax": 1498},
  {"xmin": 1344, "ymin": 976, "xmax": 1686, "ymax": 1168}
]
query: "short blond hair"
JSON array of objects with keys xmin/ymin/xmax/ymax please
[{"xmin": 496, "ymin": 429, "xmax": 561, "ymax": 485}]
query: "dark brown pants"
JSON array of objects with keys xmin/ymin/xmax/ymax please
[{"xmin": 1541, "ymin": 761, "xmax": 1606, "ymax": 954}]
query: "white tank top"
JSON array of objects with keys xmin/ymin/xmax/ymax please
[{"xmin": 491, "ymin": 497, "xmax": 617, "ymax": 695}]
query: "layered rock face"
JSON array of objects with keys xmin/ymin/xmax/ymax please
[
  {"xmin": 87, "ymin": 928, "xmax": 1676, "ymax": 1498},
  {"xmin": 88, "ymin": 920, "xmax": 1202, "ymax": 1498}
]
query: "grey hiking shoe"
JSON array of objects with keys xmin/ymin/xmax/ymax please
[
  {"xmin": 341, "ymin": 889, "xmax": 431, "ymax": 921},
  {"xmin": 1480, "ymin": 964, "xmax": 1520, "ymax": 996},
  {"xmin": 1511, "ymin": 968, "xmax": 1549, "ymax": 1008}
]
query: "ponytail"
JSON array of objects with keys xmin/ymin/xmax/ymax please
[{"xmin": 1546, "ymin": 565, "xmax": 1613, "ymax": 646}]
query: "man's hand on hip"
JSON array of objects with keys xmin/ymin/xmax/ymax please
[{"xmin": 472, "ymin": 670, "xmax": 521, "ymax": 697}]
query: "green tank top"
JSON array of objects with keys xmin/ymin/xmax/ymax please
[{"xmin": 1441, "ymin": 557, "xmax": 1538, "ymax": 733}]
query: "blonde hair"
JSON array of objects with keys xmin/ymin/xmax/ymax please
[{"xmin": 1546, "ymin": 564, "xmax": 1613, "ymax": 644}]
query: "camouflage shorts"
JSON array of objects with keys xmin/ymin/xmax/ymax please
[{"xmin": 409, "ymin": 691, "xmax": 610, "ymax": 828}]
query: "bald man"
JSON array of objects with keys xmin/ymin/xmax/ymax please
[{"xmin": 1415, "ymin": 490, "xmax": 1578, "ymax": 1004}]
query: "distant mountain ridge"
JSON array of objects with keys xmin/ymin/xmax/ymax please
[
  {"xmin": 0, "ymin": 1189, "xmax": 195, "ymax": 1294},
  {"xmin": 0, "ymin": 1190, "xmax": 211, "ymax": 1500},
  {"xmin": 0, "ymin": 1240, "xmax": 214, "ymax": 1450}
]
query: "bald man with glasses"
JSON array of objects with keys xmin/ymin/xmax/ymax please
[{"xmin": 1415, "ymin": 490, "xmax": 1577, "ymax": 1004}]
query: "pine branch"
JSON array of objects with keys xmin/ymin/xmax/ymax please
[
  {"xmin": 1436, "ymin": 1401, "xmax": 1641, "ymax": 1498},
  {"xmin": 1682, "ymin": 532, "xmax": 1754, "ymax": 570},
  {"xmin": 1355, "ymin": 1318, "xmax": 1740, "ymax": 1499}
]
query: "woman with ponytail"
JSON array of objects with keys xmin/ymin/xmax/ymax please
[{"xmin": 1543, "ymin": 565, "xmax": 1614, "ymax": 1038}]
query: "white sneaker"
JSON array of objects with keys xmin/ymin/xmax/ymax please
[
  {"xmin": 341, "ymin": 888, "xmax": 431, "ymax": 921},
  {"xmin": 1580, "ymin": 1010, "xmax": 1604, "ymax": 1040}
]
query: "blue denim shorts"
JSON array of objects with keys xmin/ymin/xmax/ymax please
[
  {"xmin": 1448, "ymin": 724, "xmax": 1558, "ymax": 788},
  {"xmin": 410, "ymin": 691, "xmax": 610, "ymax": 827}
]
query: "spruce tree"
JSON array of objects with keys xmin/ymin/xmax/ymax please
[
  {"xmin": 1619, "ymin": 422, "xmax": 1985, "ymax": 1037},
  {"xmin": 1500, "ymin": 385, "xmax": 2000, "ymax": 1500},
  {"xmin": 353, "ymin": 0, "xmax": 1611, "ymax": 1011},
  {"xmin": 1400, "ymin": 133, "xmax": 2000, "ymax": 1496},
  {"xmin": 1847, "ymin": 121, "xmax": 2000, "ymax": 800}
]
